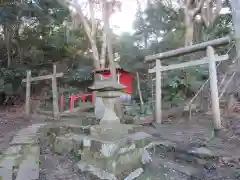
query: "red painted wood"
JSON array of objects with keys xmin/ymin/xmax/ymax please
[
  {"xmin": 119, "ymin": 71, "xmax": 133, "ymax": 93},
  {"xmin": 69, "ymin": 93, "xmax": 93, "ymax": 112},
  {"xmin": 96, "ymin": 69, "xmax": 133, "ymax": 93}
]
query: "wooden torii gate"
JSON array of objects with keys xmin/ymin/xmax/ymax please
[
  {"xmin": 22, "ymin": 64, "xmax": 63, "ymax": 120},
  {"xmin": 145, "ymin": 36, "xmax": 233, "ymax": 133}
]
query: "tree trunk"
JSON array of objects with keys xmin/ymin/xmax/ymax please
[
  {"xmin": 184, "ymin": 14, "xmax": 194, "ymax": 46},
  {"xmin": 102, "ymin": 0, "xmax": 117, "ymax": 81},
  {"xmin": 90, "ymin": 40, "xmax": 101, "ymax": 69},
  {"xmin": 4, "ymin": 25, "xmax": 12, "ymax": 67},
  {"xmin": 100, "ymin": 34, "xmax": 107, "ymax": 68},
  {"xmin": 70, "ymin": 0, "xmax": 100, "ymax": 69}
]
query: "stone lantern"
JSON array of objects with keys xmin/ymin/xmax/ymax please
[{"xmin": 89, "ymin": 79, "xmax": 126, "ymax": 124}]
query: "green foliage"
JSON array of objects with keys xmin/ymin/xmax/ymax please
[{"xmin": 0, "ymin": 68, "xmax": 29, "ymax": 95}]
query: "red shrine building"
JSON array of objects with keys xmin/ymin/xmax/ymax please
[
  {"xmin": 94, "ymin": 64, "xmax": 133, "ymax": 94},
  {"xmin": 64, "ymin": 63, "xmax": 134, "ymax": 112}
]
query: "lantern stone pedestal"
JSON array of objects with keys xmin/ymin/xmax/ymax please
[{"xmin": 72, "ymin": 80, "xmax": 153, "ymax": 179}]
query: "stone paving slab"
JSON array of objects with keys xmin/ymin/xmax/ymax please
[
  {"xmin": 10, "ymin": 124, "xmax": 46, "ymax": 145},
  {"xmin": 0, "ymin": 123, "xmax": 45, "ymax": 180},
  {"xmin": 0, "ymin": 153, "xmax": 13, "ymax": 180},
  {"xmin": 0, "ymin": 167, "xmax": 12, "ymax": 180},
  {"xmin": 15, "ymin": 146, "xmax": 40, "ymax": 180}
]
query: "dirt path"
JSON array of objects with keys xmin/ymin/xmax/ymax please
[{"xmin": 143, "ymin": 113, "xmax": 240, "ymax": 179}]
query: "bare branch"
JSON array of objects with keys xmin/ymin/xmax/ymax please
[
  {"xmin": 201, "ymin": 0, "xmax": 211, "ymax": 26},
  {"xmin": 102, "ymin": 0, "xmax": 117, "ymax": 80},
  {"xmin": 72, "ymin": 0, "xmax": 92, "ymax": 39},
  {"xmin": 192, "ymin": 0, "xmax": 205, "ymax": 17},
  {"xmin": 89, "ymin": 0, "xmax": 97, "ymax": 39},
  {"xmin": 201, "ymin": 8, "xmax": 209, "ymax": 26},
  {"xmin": 69, "ymin": 0, "xmax": 100, "ymax": 68},
  {"xmin": 210, "ymin": 0, "xmax": 222, "ymax": 24},
  {"xmin": 100, "ymin": 34, "xmax": 107, "ymax": 68},
  {"xmin": 186, "ymin": 0, "xmax": 192, "ymax": 8}
]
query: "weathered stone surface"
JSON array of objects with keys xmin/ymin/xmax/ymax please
[
  {"xmin": 128, "ymin": 132, "xmax": 152, "ymax": 148},
  {"xmin": 0, "ymin": 167, "xmax": 12, "ymax": 180},
  {"xmin": 124, "ymin": 168, "xmax": 143, "ymax": 180},
  {"xmin": 187, "ymin": 147, "xmax": 214, "ymax": 158},
  {"xmin": 100, "ymin": 106, "xmax": 121, "ymax": 124},
  {"xmin": 10, "ymin": 124, "xmax": 45, "ymax": 145},
  {"xmin": 71, "ymin": 125, "xmax": 153, "ymax": 178},
  {"xmin": 4, "ymin": 145, "xmax": 22, "ymax": 156},
  {"xmin": 89, "ymin": 79, "xmax": 125, "ymax": 91},
  {"xmin": 15, "ymin": 145, "xmax": 40, "ymax": 180},
  {"xmin": 53, "ymin": 135, "xmax": 74, "ymax": 155},
  {"xmin": 90, "ymin": 80, "xmax": 126, "ymax": 124},
  {"xmin": 141, "ymin": 149, "xmax": 152, "ymax": 165},
  {"xmin": 0, "ymin": 124, "xmax": 44, "ymax": 180},
  {"xmin": 76, "ymin": 149, "xmax": 144, "ymax": 179},
  {"xmin": 42, "ymin": 122, "xmax": 91, "ymax": 137},
  {"xmin": 75, "ymin": 161, "xmax": 117, "ymax": 180},
  {"xmin": 0, "ymin": 145, "xmax": 40, "ymax": 180},
  {"xmin": 10, "ymin": 135, "xmax": 37, "ymax": 145},
  {"xmin": 0, "ymin": 152, "xmax": 14, "ymax": 180},
  {"xmin": 0, "ymin": 145, "xmax": 23, "ymax": 168},
  {"xmin": 90, "ymin": 124, "xmax": 141, "ymax": 138},
  {"xmin": 61, "ymin": 116, "xmax": 96, "ymax": 126},
  {"xmin": 95, "ymin": 97, "xmax": 105, "ymax": 120}
]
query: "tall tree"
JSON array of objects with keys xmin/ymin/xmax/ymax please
[
  {"xmin": 181, "ymin": 0, "xmax": 223, "ymax": 46},
  {"xmin": 59, "ymin": 0, "xmax": 121, "ymax": 81}
]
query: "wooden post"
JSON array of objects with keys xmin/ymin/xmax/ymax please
[
  {"xmin": 231, "ymin": 0, "xmax": 240, "ymax": 59},
  {"xmin": 60, "ymin": 94, "xmax": 64, "ymax": 112},
  {"xmin": 207, "ymin": 46, "xmax": 222, "ymax": 131},
  {"xmin": 230, "ymin": 0, "xmax": 240, "ymax": 99},
  {"xmin": 52, "ymin": 64, "xmax": 60, "ymax": 120},
  {"xmin": 25, "ymin": 70, "xmax": 31, "ymax": 116},
  {"xmin": 155, "ymin": 59, "xmax": 162, "ymax": 124}
]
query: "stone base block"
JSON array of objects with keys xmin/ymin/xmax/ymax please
[
  {"xmin": 80, "ymin": 148, "xmax": 144, "ymax": 175},
  {"xmin": 75, "ymin": 161, "xmax": 145, "ymax": 180},
  {"xmin": 72, "ymin": 124, "xmax": 152, "ymax": 179},
  {"xmin": 74, "ymin": 161, "xmax": 117, "ymax": 180},
  {"xmin": 44, "ymin": 122, "xmax": 91, "ymax": 137}
]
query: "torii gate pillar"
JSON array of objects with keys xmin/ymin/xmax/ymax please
[{"xmin": 231, "ymin": 0, "xmax": 240, "ymax": 59}]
